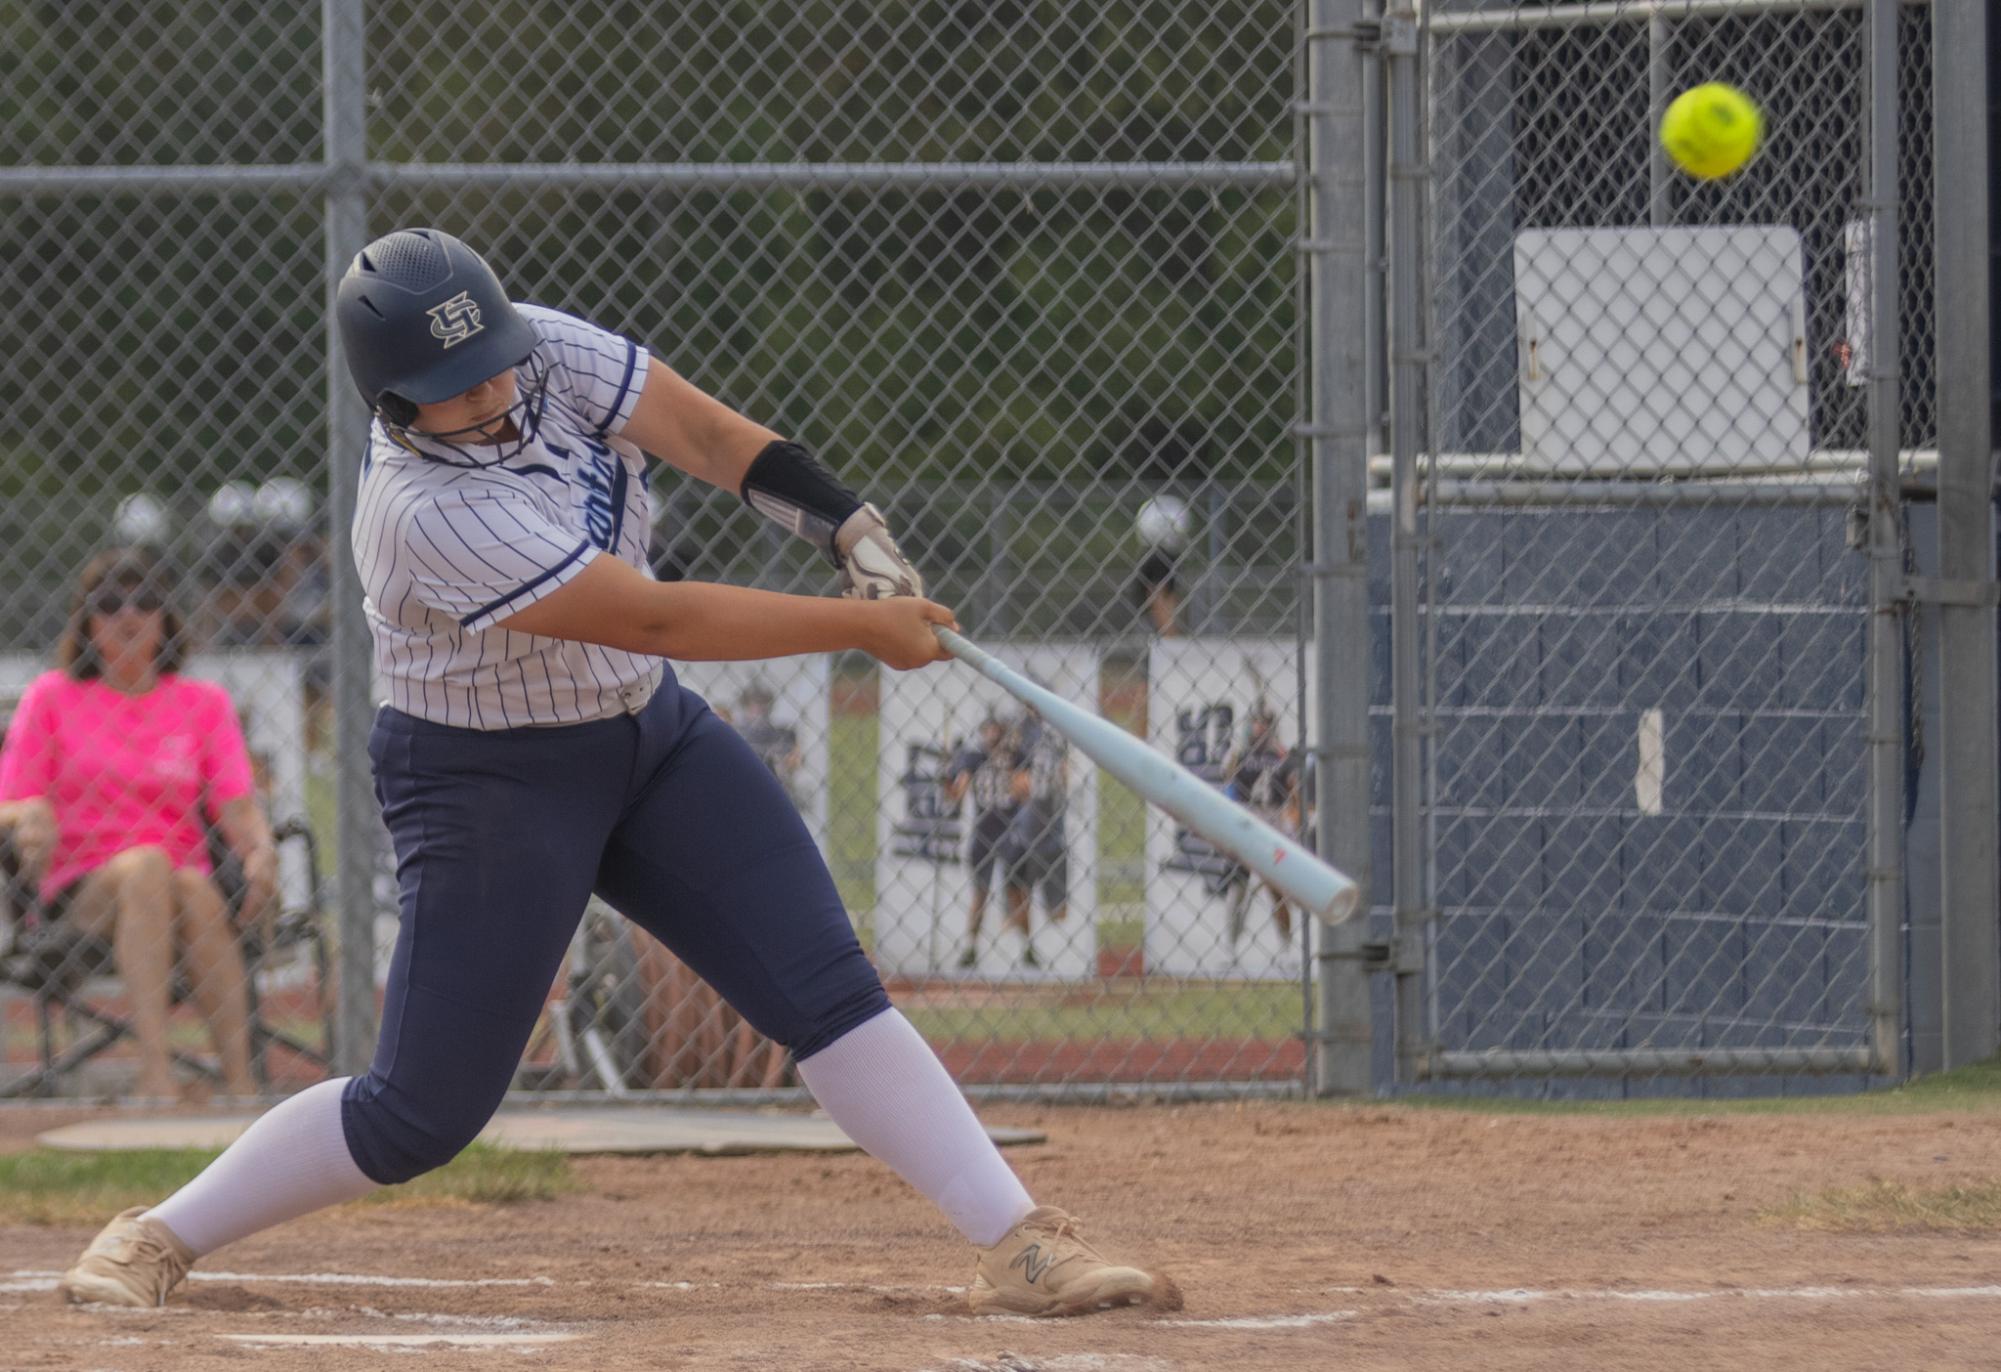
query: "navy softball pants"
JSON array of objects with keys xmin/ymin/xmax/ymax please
[{"xmin": 343, "ymin": 681, "xmax": 890, "ymax": 1184}]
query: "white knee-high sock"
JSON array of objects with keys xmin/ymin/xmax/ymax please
[
  {"xmin": 145, "ymin": 1077, "xmax": 379, "ymax": 1258},
  {"xmin": 794, "ymin": 1008, "xmax": 1036, "ymax": 1248}
]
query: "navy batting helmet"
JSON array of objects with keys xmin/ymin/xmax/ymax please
[{"xmin": 335, "ymin": 228, "xmax": 539, "ymax": 425}]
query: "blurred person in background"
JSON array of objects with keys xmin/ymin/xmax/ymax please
[
  {"xmin": 730, "ymin": 679, "xmax": 803, "ymax": 807},
  {"xmin": 255, "ymin": 477, "xmax": 331, "ymax": 653},
  {"xmin": 1129, "ymin": 494, "xmax": 1189, "ymax": 637},
  {"xmin": 999, "ymin": 706, "xmax": 1070, "ymax": 969},
  {"xmin": 1222, "ymin": 704, "xmax": 1295, "ymax": 955},
  {"xmin": 200, "ymin": 482, "xmax": 288, "ymax": 648},
  {"xmin": 941, "ymin": 714, "xmax": 1017, "ymax": 970},
  {"xmin": 253, "ymin": 476, "xmax": 335, "ymax": 746},
  {"xmin": 1120, "ymin": 415, "xmax": 1202, "ymax": 638},
  {"xmin": 0, "ymin": 549, "xmax": 278, "ymax": 1100},
  {"xmin": 204, "ymin": 535, "xmax": 289, "ymax": 648}
]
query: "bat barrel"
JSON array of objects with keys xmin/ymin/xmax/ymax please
[{"xmin": 935, "ymin": 628, "xmax": 1362, "ymax": 925}]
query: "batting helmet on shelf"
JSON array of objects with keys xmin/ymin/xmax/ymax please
[{"xmin": 334, "ymin": 228, "xmax": 539, "ymax": 427}]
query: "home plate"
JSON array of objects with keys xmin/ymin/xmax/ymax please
[
  {"xmin": 221, "ymin": 1333, "xmax": 582, "ymax": 1349},
  {"xmin": 39, "ymin": 1108, "xmax": 1045, "ymax": 1156}
]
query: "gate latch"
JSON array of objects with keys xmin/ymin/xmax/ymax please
[{"xmin": 1346, "ymin": 931, "xmax": 1424, "ymax": 975}]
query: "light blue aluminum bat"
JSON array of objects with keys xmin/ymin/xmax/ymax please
[{"xmin": 935, "ymin": 629, "xmax": 1361, "ymax": 924}]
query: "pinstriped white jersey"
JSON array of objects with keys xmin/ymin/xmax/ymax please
[{"xmin": 352, "ymin": 304, "xmax": 664, "ymax": 729}]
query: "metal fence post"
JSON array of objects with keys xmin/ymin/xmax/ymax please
[
  {"xmin": 1305, "ymin": 0, "xmax": 1375, "ymax": 1095},
  {"xmin": 1364, "ymin": 10, "xmax": 1387, "ymax": 460},
  {"xmin": 1384, "ymin": 2, "xmax": 1427, "ymax": 1089},
  {"xmin": 1646, "ymin": 14, "xmax": 1672, "ymax": 227},
  {"xmin": 1862, "ymin": 0, "xmax": 1907, "ymax": 1078},
  {"xmin": 324, "ymin": 0, "xmax": 379, "ymax": 1075},
  {"xmin": 1932, "ymin": 0, "xmax": 2000, "ymax": 1070}
]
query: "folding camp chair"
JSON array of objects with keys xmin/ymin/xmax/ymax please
[{"xmin": 0, "ymin": 819, "xmax": 334, "ymax": 1098}]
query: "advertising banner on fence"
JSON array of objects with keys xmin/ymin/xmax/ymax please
[
  {"xmin": 1146, "ymin": 637, "xmax": 1311, "ymax": 980},
  {"xmin": 876, "ymin": 644, "xmax": 1099, "ymax": 981}
]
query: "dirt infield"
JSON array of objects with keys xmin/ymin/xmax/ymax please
[{"xmin": 4, "ymin": 1099, "xmax": 2001, "ymax": 1370}]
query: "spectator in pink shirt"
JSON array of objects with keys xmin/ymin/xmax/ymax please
[{"xmin": 0, "ymin": 550, "xmax": 278, "ymax": 1099}]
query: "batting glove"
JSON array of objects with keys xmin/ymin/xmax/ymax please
[{"xmin": 834, "ymin": 504, "xmax": 924, "ymax": 600}]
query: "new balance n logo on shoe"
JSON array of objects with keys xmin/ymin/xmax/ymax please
[{"xmin": 1009, "ymin": 1243, "xmax": 1052, "ymax": 1285}]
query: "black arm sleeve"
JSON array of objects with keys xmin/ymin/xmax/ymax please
[{"xmin": 739, "ymin": 440, "xmax": 865, "ymax": 562}]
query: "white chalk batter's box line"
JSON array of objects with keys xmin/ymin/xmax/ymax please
[
  {"xmin": 23, "ymin": 1272, "xmax": 2000, "ymax": 1304},
  {"xmin": 1326, "ymin": 1283, "xmax": 2001, "ymax": 1305},
  {"xmin": 20, "ymin": 1267, "xmax": 2001, "ymax": 1312},
  {"xmin": 23, "ymin": 1272, "xmax": 2000, "ymax": 1352}
]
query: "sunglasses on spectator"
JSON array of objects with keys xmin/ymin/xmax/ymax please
[{"xmin": 88, "ymin": 586, "xmax": 165, "ymax": 617}]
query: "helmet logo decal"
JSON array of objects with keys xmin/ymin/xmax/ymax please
[{"xmin": 427, "ymin": 291, "xmax": 485, "ymax": 348}]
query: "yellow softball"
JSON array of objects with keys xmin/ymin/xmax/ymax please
[{"xmin": 1660, "ymin": 83, "xmax": 1763, "ymax": 180}]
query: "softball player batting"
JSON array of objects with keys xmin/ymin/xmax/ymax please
[{"xmin": 57, "ymin": 228, "xmax": 1177, "ymax": 1318}]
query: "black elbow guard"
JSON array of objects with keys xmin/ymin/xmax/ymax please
[{"xmin": 739, "ymin": 440, "xmax": 865, "ymax": 562}]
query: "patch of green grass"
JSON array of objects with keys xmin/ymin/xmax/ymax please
[
  {"xmin": 0, "ymin": 1149, "xmax": 222, "ymax": 1226},
  {"xmin": 1765, "ymin": 1179, "xmax": 2001, "ymax": 1232},
  {"xmin": 1098, "ymin": 914, "xmax": 1143, "ymax": 951},
  {"xmin": 305, "ymin": 766, "xmax": 335, "ymax": 876},
  {"xmin": 1099, "ymin": 775, "xmax": 1147, "ymax": 905},
  {"xmin": 1397, "ymin": 1054, "xmax": 2001, "ymax": 1118},
  {"xmin": 366, "ymin": 1143, "xmax": 576, "ymax": 1209},
  {"xmin": 903, "ymin": 981, "xmax": 1303, "ymax": 1042},
  {"xmin": 829, "ymin": 709, "xmax": 879, "ymax": 918},
  {"xmin": 1890, "ymin": 1053, "xmax": 2001, "ymax": 1104},
  {"xmin": 0, "ymin": 1144, "xmax": 575, "ymax": 1226}
]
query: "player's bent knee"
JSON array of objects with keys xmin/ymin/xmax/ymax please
[
  {"xmin": 344, "ymin": 1112, "xmax": 481, "ymax": 1186},
  {"xmin": 339, "ymin": 1075, "xmax": 490, "ymax": 1186}
]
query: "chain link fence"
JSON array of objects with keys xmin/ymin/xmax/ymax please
[
  {"xmin": 1407, "ymin": 0, "xmax": 1934, "ymax": 1093},
  {"xmin": 0, "ymin": 1, "xmax": 1322, "ymax": 1103},
  {"xmin": 2, "ymin": 0, "xmax": 1955, "ymax": 1107}
]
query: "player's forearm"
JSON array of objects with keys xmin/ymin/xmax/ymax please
[
  {"xmin": 495, "ymin": 550, "xmax": 951, "ymax": 667},
  {"xmin": 634, "ymin": 581, "xmax": 880, "ymax": 662}
]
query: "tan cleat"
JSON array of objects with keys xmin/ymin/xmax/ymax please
[
  {"xmin": 57, "ymin": 1207, "xmax": 194, "ymax": 1308},
  {"xmin": 969, "ymin": 1206, "xmax": 1181, "ymax": 1317}
]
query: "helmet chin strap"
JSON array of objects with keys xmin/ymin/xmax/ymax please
[{"xmin": 382, "ymin": 352, "xmax": 550, "ymax": 469}]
